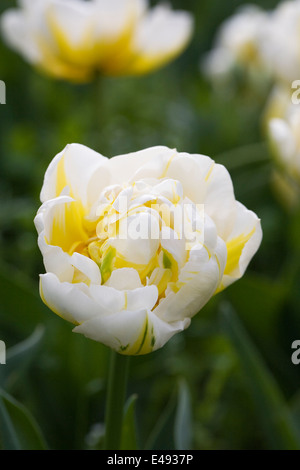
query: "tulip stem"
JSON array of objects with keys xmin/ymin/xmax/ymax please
[{"xmin": 104, "ymin": 350, "xmax": 130, "ymax": 450}]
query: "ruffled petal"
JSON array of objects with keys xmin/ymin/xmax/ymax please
[
  {"xmin": 40, "ymin": 143, "xmax": 109, "ymax": 209},
  {"xmin": 154, "ymin": 243, "xmax": 225, "ymax": 322},
  {"xmin": 73, "ymin": 307, "xmax": 189, "ymax": 355},
  {"xmin": 40, "ymin": 273, "xmax": 100, "ymax": 324},
  {"xmin": 219, "ymin": 201, "xmax": 262, "ymax": 289}
]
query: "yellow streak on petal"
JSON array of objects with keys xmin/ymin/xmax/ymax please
[
  {"xmin": 96, "ymin": 30, "xmax": 135, "ymax": 75},
  {"xmin": 56, "ymin": 153, "xmax": 68, "ymax": 197},
  {"xmin": 161, "ymin": 152, "xmax": 177, "ymax": 178},
  {"xmin": 42, "ymin": 7, "xmax": 138, "ymax": 79},
  {"xmin": 124, "ymin": 291, "xmax": 128, "ymax": 310},
  {"xmin": 213, "ymin": 255, "xmax": 224, "ymax": 295},
  {"xmin": 48, "ymin": 200, "xmax": 88, "ymax": 254},
  {"xmin": 46, "ymin": 9, "xmax": 97, "ymax": 66},
  {"xmin": 113, "ymin": 252, "xmax": 159, "ymax": 283},
  {"xmin": 224, "ymin": 227, "xmax": 256, "ymax": 276},
  {"xmin": 205, "ymin": 162, "xmax": 215, "ymax": 182},
  {"xmin": 35, "ymin": 33, "xmax": 92, "ymax": 82},
  {"xmin": 214, "ymin": 282, "xmax": 225, "ymax": 295},
  {"xmin": 123, "ymin": 36, "xmax": 192, "ymax": 76}
]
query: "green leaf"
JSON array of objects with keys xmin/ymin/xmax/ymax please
[
  {"xmin": 0, "ymin": 389, "xmax": 47, "ymax": 450},
  {"xmin": 0, "ymin": 393, "xmax": 21, "ymax": 450},
  {"xmin": 174, "ymin": 379, "xmax": 193, "ymax": 450},
  {"xmin": 0, "ymin": 262, "xmax": 47, "ymax": 336},
  {"xmin": 144, "ymin": 391, "xmax": 177, "ymax": 450},
  {"xmin": 225, "ymin": 274, "xmax": 285, "ymax": 339},
  {"xmin": 220, "ymin": 302, "xmax": 300, "ymax": 450},
  {"xmin": 120, "ymin": 394, "xmax": 138, "ymax": 450},
  {"xmin": 215, "ymin": 142, "xmax": 270, "ymax": 171},
  {"xmin": 0, "ymin": 325, "xmax": 45, "ymax": 388},
  {"xmin": 291, "ymin": 392, "xmax": 300, "ymax": 435}
]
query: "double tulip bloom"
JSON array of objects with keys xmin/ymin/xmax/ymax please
[
  {"xmin": 34, "ymin": 145, "xmax": 262, "ymax": 355},
  {"xmin": 1, "ymin": 0, "xmax": 193, "ymax": 82}
]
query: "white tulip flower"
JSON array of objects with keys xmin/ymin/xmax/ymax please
[
  {"xmin": 260, "ymin": 0, "xmax": 300, "ymax": 85},
  {"xmin": 267, "ymin": 86, "xmax": 300, "ymax": 185},
  {"xmin": 34, "ymin": 144, "xmax": 262, "ymax": 355},
  {"xmin": 1, "ymin": 0, "xmax": 193, "ymax": 82},
  {"xmin": 202, "ymin": 5, "xmax": 268, "ymax": 82}
]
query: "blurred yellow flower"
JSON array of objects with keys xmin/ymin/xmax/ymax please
[
  {"xmin": 1, "ymin": 0, "xmax": 193, "ymax": 82},
  {"xmin": 34, "ymin": 144, "xmax": 262, "ymax": 355}
]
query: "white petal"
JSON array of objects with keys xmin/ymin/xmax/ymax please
[
  {"xmin": 133, "ymin": 5, "xmax": 193, "ymax": 57},
  {"xmin": 73, "ymin": 307, "xmax": 190, "ymax": 355},
  {"xmin": 125, "ymin": 285, "xmax": 158, "ymax": 311},
  {"xmin": 105, "ymin": 268, "xmax": 142, "ymax": 289},
  {"xmin": 40, "ymin": 273, "xmax": 99, "ymax": 324},
  {"xmin": 73, "ymin": 308, "xmax": 150, "ymax": 352},
  {"xmin": 34, "ymin": 199, "xmax": 75, "ymax": 282},
  {"xmin": 161, "ymin": 152, "xmax": 215, "ymax": 202},
  {"xmin": 221, "ymin": 201, "xmax": 262, "ymax": 288},
  {"xmin": 268, "ymin": 118, "xmax": 296, "ymax": 165},
  {"xmin": 203, "ymin": 163, "xmax": 236, "ymax": 240},
  {"xmin": 37, "ymin": 228, "xmax": 74, "ymax": 282},
  {"xmin": 1, "ymin": 9, "xmax": 41, "ymax": 63},
  {"xmin": 160, "ymin": 227, "xmax": 186, "ymax": 268},
  {"xmin": 94, "ymin": 0, "xmax": 147, "ymax": 40},
  {"xmin": 36, "ymin": 194, "xmax": 88, "ymax": 255},
  {"xmin": 109, "ymin": 146, "xmax": 174, "ymax": 184},
  {"xmin": 89, "ymin": 284, "xmax": 125, "ymax": 313},
  {"xmin": 155, "ymin": 245, "xmax": 222, "ymax": 322},
  {"xmin": 147, "ymin": 310, "xmax": 190, "ymax": 352},
  {"xmin": 71, "ymin": 252, "xmax": 101, "ymax": 285},
  {"xmin": 40, "ymin": 143, "xmax": 109, "ymax": 209},
  {"xmin": 109, "ymin": 211, "xmax": 160, "ymax": 265},
  {"xmin": 45, "ymin": 0, "xmax": 94, "ymax": 47}
]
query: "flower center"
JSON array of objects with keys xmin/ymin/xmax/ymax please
[{"xmin": 67, "ymin": 178, "xmax": 205, "ymax": 298}]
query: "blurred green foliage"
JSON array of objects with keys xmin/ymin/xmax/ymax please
[{"xmin": 0, "ymin": 0, "xmax": 300, "ymax": 450}]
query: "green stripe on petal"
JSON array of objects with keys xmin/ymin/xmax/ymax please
[{"xmin": 124, "ymin": 316, "xmax": 154, "ymax": 356}]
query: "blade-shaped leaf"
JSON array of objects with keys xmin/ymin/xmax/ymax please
[
  {"xmin": 0, "ymin": 325, "xmax": 45, "ymax": 387},
  {"xmin": 174, "ymin": 378, "xmax": 193, "ymax": 450},
  {"xmin": 0, "ymin": 393, "xmax": 21, "ymax": 450},
  {"xmin": 144, "ymin": 390, "xmax": 177, "ymax": 450},
  {"xmin": 220, "ymin": 302, "xmax": 300, "ymax": 450},
  {"xmin": 121, "ymin": 394, "xmax": 138, "ymax": 450},
  {"xmin": 0, "ymin": 389, "xmax": 47, "ymax": 450}
]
